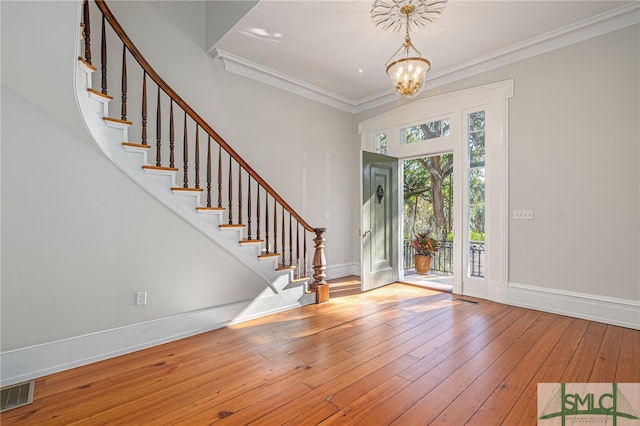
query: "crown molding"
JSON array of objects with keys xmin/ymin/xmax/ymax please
[
  {"xmin": 208, "ymin": 47, "xmax": 393, "ymax": 113},
  {"xmin": 425, "ymin": 2, "xmax": 640, "ymax": 91},
  {"xmin": 210, "ymin": 3, "xmax": 639, "ymax": 114}
]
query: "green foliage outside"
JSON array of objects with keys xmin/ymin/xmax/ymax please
[
  {"xmin": 403, "ymin": 116, "xmax": 486, "ymax": 243},
  {"xmin": 404, "ymin": 155, "xmax": 453, "ymax": 240}
]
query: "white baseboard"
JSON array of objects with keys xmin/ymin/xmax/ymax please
[
  {"xmin": 507, "ymin": 282, "xmax": 640, "ymax": 330},
  {"xmin": 325, "ymin": 262, "xmax": 360, "ymax": 280},
  {"xmin": 0, "ymin": 297, "xmax": 305, "ymax": 388},
  {"xmin": 0, "ymin": 265, "xmax": 356, "ymax": 388}
]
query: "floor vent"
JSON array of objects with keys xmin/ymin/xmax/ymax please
[
  {"xmin": 0, "ymin": 380, "xmax": 35, "ymax": 413},
  {"xmin": 456, "ymin": 297, "xmax": 479, "ymax": 304}
]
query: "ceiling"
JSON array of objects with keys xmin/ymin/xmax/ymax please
[{"xmin": 212, "ymin": 0, "xmax": 638, "ymax": 112}]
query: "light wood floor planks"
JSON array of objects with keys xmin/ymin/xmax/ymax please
[{"xmin": 2, "ymin": 278, "xmax": 638, "ymax": 425}]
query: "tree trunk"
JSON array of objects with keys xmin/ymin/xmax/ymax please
[
  {"xmin": 430, "ymin": 160, "xmax": 446, "ymax": 239},
  {"xmin": 419, "ymin": 156, "xmax": 447, "ymax": 240}
]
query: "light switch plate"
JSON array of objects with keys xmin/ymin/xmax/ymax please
[
  {"xmin": 513, "ymin": 209, "xmax": 534, "ymax": 220},
  {"xmin": 135, "ymin": 291, "xmax": 147, "ymax": 306}
]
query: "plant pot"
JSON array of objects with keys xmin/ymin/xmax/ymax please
[{"xmin": 414, "ymin": 254, "xmax": 432, "ymax": 275}]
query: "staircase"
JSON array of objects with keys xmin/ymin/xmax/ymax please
[{"xmin": 76, "ymin": 0, "xmax": 328, "ymax": 307}]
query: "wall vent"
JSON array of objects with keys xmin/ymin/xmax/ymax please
[{"xmin": 0, "ymin": 380, "xmax": 35, "ymax": 413}]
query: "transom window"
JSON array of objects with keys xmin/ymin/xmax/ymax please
[{"xmin": 400, "ymin": 118, "xmax": 450, "ymax": 145}]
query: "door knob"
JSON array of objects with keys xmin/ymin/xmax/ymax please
[{"xmin": 362, "ymin": 229, "xmax": 372, "ymax": 238}]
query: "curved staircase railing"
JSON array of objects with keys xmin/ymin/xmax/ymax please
[{"xmin": 79, "ymin": 0, "xmax": 328, "ymax": 299}]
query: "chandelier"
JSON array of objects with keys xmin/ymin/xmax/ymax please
[{"xmin": 371, "ymin": 0, "xmax": 447, "ymax": 99}]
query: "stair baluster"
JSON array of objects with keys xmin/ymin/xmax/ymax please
[
  {"xmin": 217, "ymin": 146, "xmax": 222, "ymax": 208},
  {"xmin": 280, "ymin": 206, "xmax": 285, "ymax": 266},
  {"xmin": 155, "ymin": 86, "xmax": 161, "ymax": 166},
  {"xmin": 82, "ymin": 0, "xmax": 92, "ymax": 65},
  {"xmin": 265, "ymin": 193, "xmax": 270, "ymax": 254},
  {"xmin": 182, "ymin": 112, "xmax": 188, "ymax": 187},
  {"xmin": 227, "ymin": 156, "xmax": 232, "ymax": 224},
  {"xmin": 121, "ymin": 45, "xmax": 127, "ymax": 120},
  {"xmin": 237, "ymin": 165, "xmax": 242, "ymax": 224},
  {"xmin": 296, "ymin": 223, "xmax": 300, "ymax": 278},
  {"xmin": 169, "ymin": 100, "xmax": 175, "ymax": 168},
  {"xmin": 206, "ymin": 136, "xmax": 212, "ymax": 208},
  {"xmin": 303, "ymin": 231, "xmax": 308, "ymax": 278},
  {"xmin": 141, "ymin": 72, "xmax": 147, "ymax": 145},
  {"xmin": 273, "ymin": 200, "xmax": 278, "ymax": 256},
  {"xmin": 256, "ymin": 186, "xmax": 261, "ymax": 241},
  {"xmin": 289, "ymin": 214, "xmax": 293, "ymax": 268},
  {"xmin": 194, "ymin": 124, "xmax": 200, "ymax": 189},
  {"xmin": 247, "ymin": 176, "xmax": 252, "ymax": 240},
  {"xmin": 101, "ymin": 15, "xmax": 107, "ymax": 94}
]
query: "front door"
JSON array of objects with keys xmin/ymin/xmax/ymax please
[{"xmin": 362, "ymin": 151, "xmax": 399, "ymax": 291}]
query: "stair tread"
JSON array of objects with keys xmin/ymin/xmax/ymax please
[
  {"xmin": 239, "ymin": 239, "xmax": 264, "ymax": 244},
  {"xmin": 258, "ymin": 253, "xmax": 280, "ymax": 259},
  {"xmin": 123, "ymin": 142, "xmax": 151, "ymax": 149},
  {"xmin": 77, "ymin": 57, "xmax": 97, "ymax": 71},
  {"xmin": 171, "ymin": 187, "xmax": 204, "ymax": 192},
  {"xmin": 219, "ymin": 224, "xmax": 245, "ymax": 229},
  {"xmin": 143, "ymin": 165, "xmax": 178, "ymax": 171},
  {"xmin": 87, "ymin": 88, "xmax": 113, "ymax": 100},
  {"xmin": 104, "ymin": 116, "xmax": 133, "ymax": 126},
  {"xmin": 276, "ymin": 264, "xmax": 297, "ymax": 271},
  {"xmin": 196, "ymin": 206, "xmax": 225, "ymax": 211}
]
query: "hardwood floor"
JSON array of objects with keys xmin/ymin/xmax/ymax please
[{"xmin": 3, "ymin": 278, "xmax": 638, "ymax": 425}]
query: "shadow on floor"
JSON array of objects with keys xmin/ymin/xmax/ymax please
[{"xmin": 326, "ymin": 276, "xmax": 363, "ymax": 298}]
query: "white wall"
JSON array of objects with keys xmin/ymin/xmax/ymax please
[
  {"xmin": 1, "ymin": 0, "xmax": 358, "ymax": 384},
  {"xmin": 358, "ymin": 25, "xmax": 640, "ymax": 304},
  {"xmin": 105, "ymin": 0, "xmax": 359, "ymax": 270},
  {"xmin": 1, "ymin": 0, "xmax": 269, "ymax": 350}
]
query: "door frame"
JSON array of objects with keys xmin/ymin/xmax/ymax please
[
  {"xmin": 358, "ymin": 80, "xmax": 513, "ymax": 303},
  {"xmin": 400, "ymin": 151, "xmax": 457, "ymax": 287}
]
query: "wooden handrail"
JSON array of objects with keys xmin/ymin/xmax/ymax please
[{"xmin": 93, "ymin": 0, "xmax": 315, "ymax": 233}]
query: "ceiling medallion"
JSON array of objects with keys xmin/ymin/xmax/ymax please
[{"xmin": 371, "ymin": 0, "xmax": 447, "ymax": 33}]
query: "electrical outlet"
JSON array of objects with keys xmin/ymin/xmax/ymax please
[
  {"xmin": 513, "ymin": 209, "xmax": 534, "ymax": 220},
  {"xmin": 135, "ymin": 291, "xmax": 147, "ymax": 306}
]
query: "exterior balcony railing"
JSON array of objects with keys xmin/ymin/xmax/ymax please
[{"xmin": 403, "ymin": 239, "xmax": 485, "ymax": 278}]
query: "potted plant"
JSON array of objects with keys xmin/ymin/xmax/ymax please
[{"xmin": 411, "ymin": 231, "xmax": 440, "ymax": 274}]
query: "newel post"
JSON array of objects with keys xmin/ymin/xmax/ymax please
[{"xmin": 312, "ymin": 228, "xmax": 329, "ymax": 303}]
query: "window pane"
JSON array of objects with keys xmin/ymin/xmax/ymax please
[
  {"xmin": 468, "ymin": 132, "xmax": 485, "ymax": 167},
  {"xmin": 469, "ymin": 168, "xmax": 485, "ymax": 204},
  {"xmin": 400, "ymin": 118, "xmax": 450, "ymax": 145},
  {"xmin": 468, "ymin": 111, "xmax": 485, "ymax": 132},
  {"xmin": 376, "ymin": 133, "xmax": 387, "ymax": 155},
  {"xmin": 468, "ymin": 204, "xmax": 485, "ymax": 236}
]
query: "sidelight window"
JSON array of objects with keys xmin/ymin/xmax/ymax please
[{"xmin": 467, "ymin": 111, "xmax": 485, "ymax": 278}]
